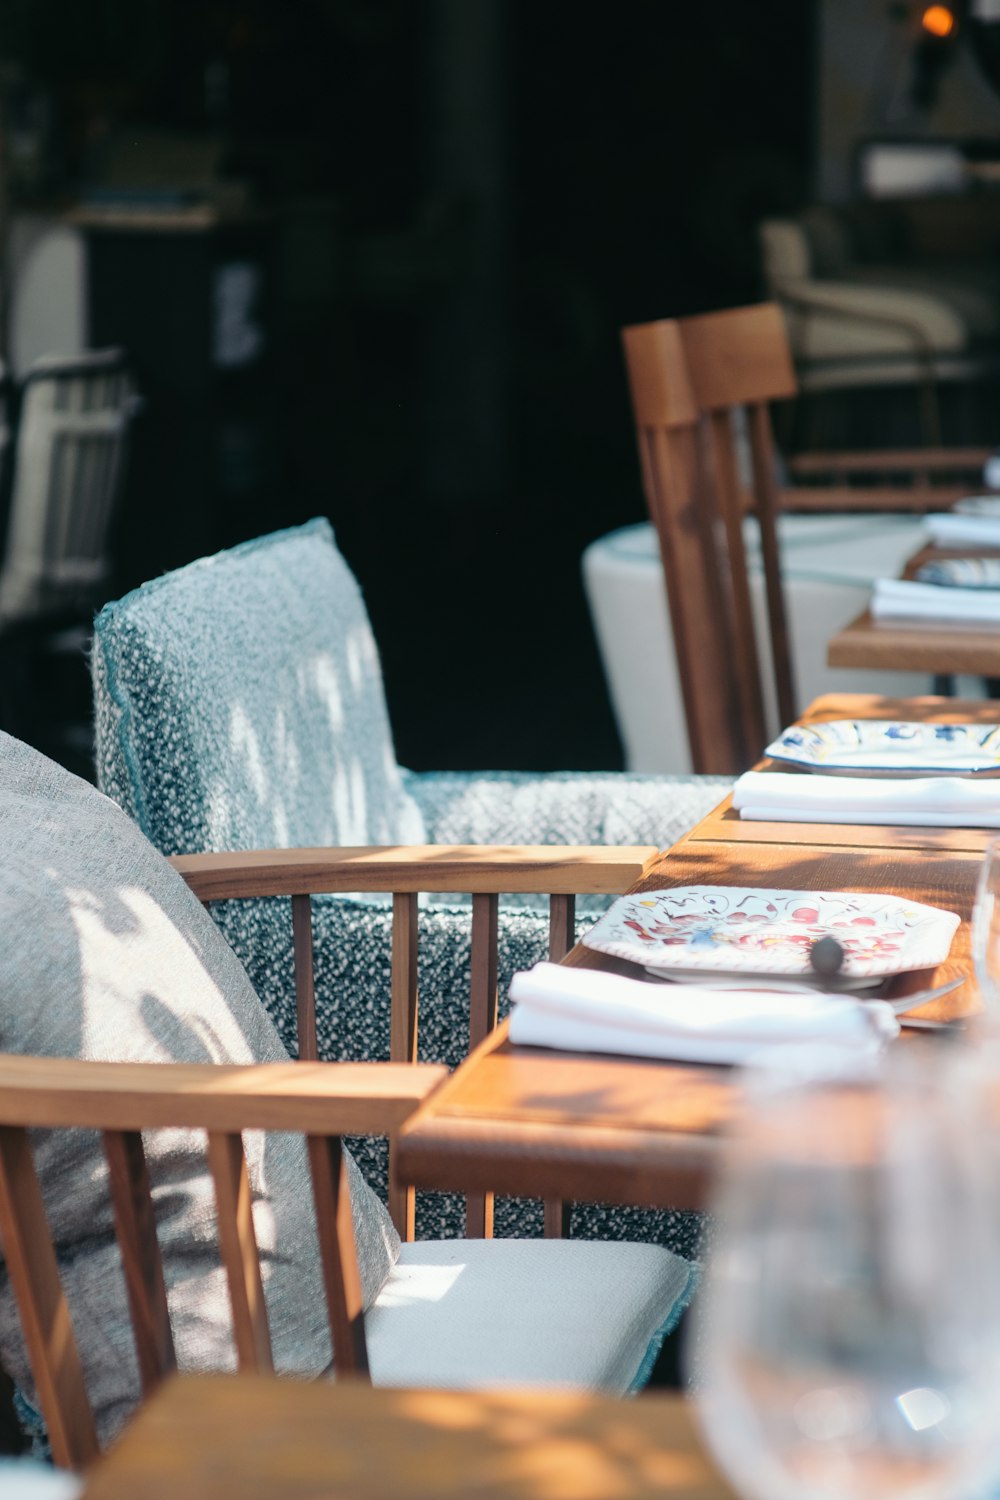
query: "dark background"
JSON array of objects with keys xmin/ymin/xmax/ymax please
[{"xmin": 1, "ymin": 0, "xmax": 816, "ymax": 773}]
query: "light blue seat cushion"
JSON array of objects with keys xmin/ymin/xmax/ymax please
[{"xmin": 91, "ymin": 519, "xmax": 729, "ymax": 1258}]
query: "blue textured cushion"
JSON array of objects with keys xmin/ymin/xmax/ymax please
[
  {"xmin": 90, "ymin": 522, "xmax": 726, "ymax": 1261},
  {"xmin": 92, "ymin": 518, "xmax": 426, "ymax": 854}
]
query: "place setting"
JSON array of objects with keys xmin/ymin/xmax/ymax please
[
  {"xmin": 867, "ymin": 497, "xmax": 1000, "ymax": 625},
  {"xmin": 507, "ymin": 878, "xmax": 971, "ymax": 1065},
  {"xmin": 728, "ymin": 716, "xmax": 1000, "ymax": 827}
]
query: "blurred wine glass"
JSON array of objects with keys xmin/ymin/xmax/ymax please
[
  {"xmin": 972, "ymin": 836, "xmax": 1000, "ymax": 1020},
  {"xmin": 692, "ymin": 1047, "xmax": 1000, "ymax": 1500}
]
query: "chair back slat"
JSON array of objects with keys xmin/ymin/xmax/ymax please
[
  {"xmin": 178, "ymin": 850, "xmax": 652, "ymax": 1246},
  {"xmin": 547, "ymin": 894, "xmax": 576, "ymax": 962},
  {"xmin": 389, "ymin": 891, "xmax": 419, "ymax": 1238},
  {"xmin": 102, "ymin": 1129, "xmax": 176, "ymax": 1394},
  {"xmin": 646, "ymin": 417, "xmax": 739, "ymax": 772},
  {"xmin": 306, "ymin": 1135, "xmax": 370, "ymax": 1379},
  {"xmin": 748, "ymin": 401, "xmax": 796, "ymax": 727},
  {"xmin": 0, "ymin": 1126, "xmax": 99, "ymax": 1470},
  {"xmin": 466, "ymin": 893, "xmax": 500, "ymax": 1239},
  {"xmin": 622, "ymin": 303, "xmax": 798, "ymax": 773},
  {"xmin": 292, "ymin": 894, "xmax": 318, "ymax": 1062},
  {"xmin": 390, "ymin": 893, "xmax": 419, "ymax": 1064},
  {"xmin": 543, "ymin": 895, "xmax": 577, "ymax": 1237},
  {"xmin": 206, "ymin": 1131, "xmax": 274, "ymax": 1373},
  {"xmin": 706, "ymin": 408, "xmax": 767, "ymax": 763}
]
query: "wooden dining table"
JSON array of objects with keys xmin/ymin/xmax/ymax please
[
  {"xmin": 80, "ymin": 1374, "xmax": 736, "ymax": 1500},
  {"xmin": 827, "ymin": 541, "xmax": 1000, "ymax": 677},
  {"xmin": 396, "ymin": 691, "xmax": 1000, "ymax": 1215}
]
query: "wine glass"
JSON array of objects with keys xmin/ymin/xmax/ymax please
[
  {"xmin": 692, "ymin": 1046, "xmax": 1000, "ymax": 1500},
  {"xmin": 973, "ymin": 836, "xmax": 1000, "ymax": 1021}
]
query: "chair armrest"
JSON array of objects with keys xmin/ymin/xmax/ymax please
[
  {"xmin": 0, "ymin": 1054, "xmax": 449, "ymax": 1136},
  {"xmin": 779, "ymin": 280, "xmax": 966, "ymax": 358},
  {"xmin": 169, "ymin": 845, "xmax": 657, "ymax": 902}
]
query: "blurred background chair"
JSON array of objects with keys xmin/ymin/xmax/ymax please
[
  {"xmin": 758, "ymin": 200, "xmax": 1000, "ymax": 468},
  {"xmin": 584, "ymin": 303, "xmax": 938, "ymax": 776},
  {"xmin": 90, "ymin": 518, "xmax": 728, "ymax": 1254},
  {"xmin": 0, "ymin": 348, "xmax": 139, "ymax": 771}
]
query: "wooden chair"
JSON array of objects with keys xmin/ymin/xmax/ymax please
[
  {"xmin": 0, "ymin": 1052, "xmax": 441, "ymax": 1472},
  {"xmin": 621, "ymin": 303, "xmax": 797, "ymax": 775},
  {"xmin": 170, "ymin": 843, "xmax": 653, "ymax": 1241}
]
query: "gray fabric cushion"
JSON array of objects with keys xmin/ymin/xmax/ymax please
[{"xmin": 0, "ymin": 732, "xmax": 399, "ymax": 1447}]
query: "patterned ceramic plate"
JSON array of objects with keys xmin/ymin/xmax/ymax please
[
  {"xmin": 582, "ymin": 886, "xmax": 960, "ymax": 980},
  {"xmin": 916, "ymin": 558, "xmax": 1000, "ymax": 589},
  {"xmin": 956, "ymin": 496, "xmax": 1000, "ymax": 518},
  {"xmin": 765, "ymin": 719, "xmax": 1000, "ymax": 777}
]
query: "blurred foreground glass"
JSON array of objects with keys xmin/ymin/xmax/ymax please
[
  {"xmin": 973, "ymin": 837, "xmax": 1000, "ymax": 1020},
  {"xmin": 693, "ymin": 1048, "xmax": 1000, "ymax": 1500}
]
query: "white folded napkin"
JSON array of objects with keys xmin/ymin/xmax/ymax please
[
  {"xmin": 508, "ymin": 961, "xmax": 898, "ymax": 1065},
  {"xmin": 871, "ymin": 577, "xmax": 1000, "ymax": 624},
  {"xmin": 733, "ymin": 770, "xmax": 1000, "ymax": 826},
  {"xmin": 924, "ymin": 513, "xmax": 1000, "ymax": 549}
]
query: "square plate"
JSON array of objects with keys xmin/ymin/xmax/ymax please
[
  {"xmin": 582, "ymin": 886, "xmax": 960, "ymax": 980},
  {"xmin": 765, "ymin": 719, "xmax": 1000, "ymax": 777}
]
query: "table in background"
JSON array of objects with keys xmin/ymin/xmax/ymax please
[
  {"xmin": 397, "ymin": 692, "xmax": 994, "ymax": 1215},
  {"xmin": 828, "ymin": 544, "xmax": 1000, "ymax": 678},
  {"xmin": 81, "ymin": 1375, "xmax": 733, "ymax": 1500}
]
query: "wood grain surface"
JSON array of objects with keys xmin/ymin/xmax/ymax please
[{"xmin": 82, "ymin": 1375, "xmax": 736, "ymax": 1500}]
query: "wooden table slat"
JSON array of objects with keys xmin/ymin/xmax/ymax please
[{"xmin": 82, "ymin": 1375, "xmax": 735, "ymax": 1500}]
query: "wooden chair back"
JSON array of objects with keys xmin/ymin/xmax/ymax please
[
  {"xmin": 0, "ymin": 1051, "xmax": 446, "ymax": 1471},
  {"xmin": 621, "ymin": 302, "xmax": 797, "ymax": 775},
  {"xmin": 171, "ymin": 844, "xmax": 654, "ymax": 1241}
]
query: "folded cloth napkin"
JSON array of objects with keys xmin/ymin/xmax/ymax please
[
  {"xmin": 871, "ymin": 578, "xmax": 1000, "ymax": 624},
  {"xmin": 508, "ymin": 961, "xmax": 898, "ymax": 1065},
  {"xmin": 734, "ymin": 770, "xmax": 1000, "ymax": 826},
  {"xmin": 923, "ymin": 513, "xmax": 1000, "ymax": 549}
]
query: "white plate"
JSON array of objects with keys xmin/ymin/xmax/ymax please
[
  {"xmin": 582, "ymin": 886, "xmax": 960, "ymax": 980},
  {"xmin": 765, "ymin": 719, "xmax": 1000, "ymax": 777}
]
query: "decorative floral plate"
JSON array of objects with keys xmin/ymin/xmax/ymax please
[
  {"xmin": 765, "ymin": 719, "xmax": 1000, "ymax": 777},
  {"xmin": 582, "ymin": 886, "xmax": 960, "ymax": 980}
]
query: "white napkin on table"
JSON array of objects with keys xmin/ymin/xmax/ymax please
[
  {"xmin": 734, "ymin": 770, "xmax": 1000, "ymax": 826},
  {"xmin": 871, "ymin": 577, "xmax": 1000, "ymax": 624},
  {"xmin": 923, "ymin": 513, "xmax": 1000, "ymax": 549},
  {"xmin": 508, "ymin": 961, "xmax": 897, "ymax": 1065}
]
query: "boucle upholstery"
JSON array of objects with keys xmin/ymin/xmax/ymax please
[
  {"xmin": 0, "ymin": 731, "xmax": 399, "ymax": 1448},
  {"xmin": 91, "ymin": 520, "xmax": 728, "ymax": 1256}
]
